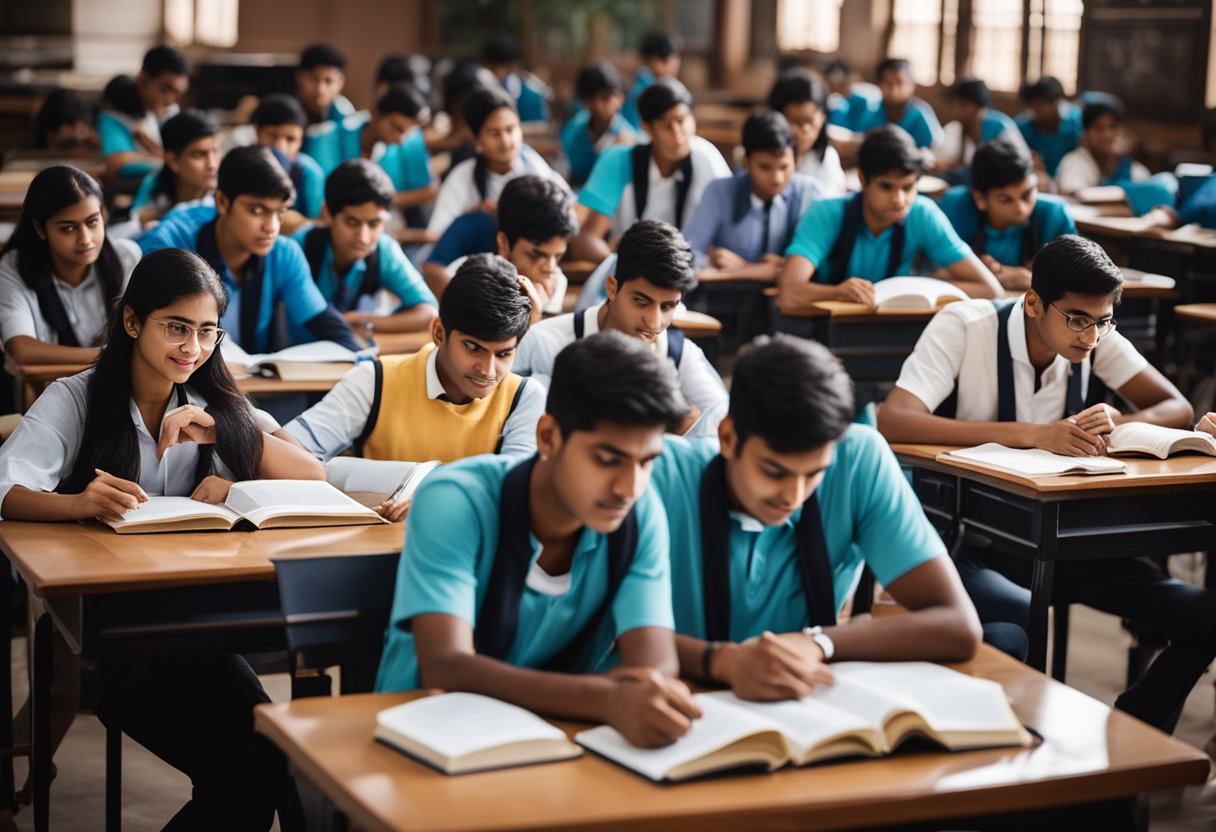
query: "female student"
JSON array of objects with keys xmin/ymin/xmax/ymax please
[
  {"xmin": 0, "ymin": 248, "xmax": 325, "ymax": 829},
  {"xmin": 130, "ymin": 109, "xmax": 220, "ymax": 225},
  {"xmin": 767, "ymin": 68, "xmax": 847, "ymax": 197},
  {"xmin": 0, "ymin": 165, "xmax": 140, "ymax": 366}
]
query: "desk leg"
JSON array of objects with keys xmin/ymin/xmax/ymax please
[
  {"xmin": 32, "ymin": 611, "xmax": 51, "ymax": 832},
  {"xmin": 1027, "ymin": 560, "xmax": 1056, "ymax": 672}
]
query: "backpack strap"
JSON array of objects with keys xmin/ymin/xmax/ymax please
[
  {"xmin": 302, "ymin": 227, "xmax": 329, "ymax": 284},
  {"xmin": 196, "ymin": 218, "xmax": 266, "ymax": 351},
  {"xmin": 32, "ymin": 283, "xmax": 81, "ymax": 348},
  {"xmin": 934, "ymin": 298, "xmax": 1019, "ymax": 420},
  {"xmin": 493, "ymin": 377, "xmax": 529, "ymax": 454},
  {"xmin": 825, "ymin": 193, "xmax": 864, "ymax": 284},
  {"xmin": 353, "ymin": 359, "xmax": 384, "ymax": 457},
  {"xmin": 572, "ymin": 308, "xmax": 587, "ymax": 339},
  {"xmin": 672, "ymin": 152, "xmax": 695, "ymax": 227},
  {"xmin": 665, "ymin": 326, "xmax": 685, "ymax": 368},
  {"xmin": 472, "ymin": 155, "xmax": 489, "ymax": 201},
  {"xmin": 630, "ymin": 144, "xmax": 651, "ymax": 221}
]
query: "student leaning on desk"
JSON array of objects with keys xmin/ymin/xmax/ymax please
[{"xmin": 0, "ymin": 249, "xmax": 324, "ymax": 829}]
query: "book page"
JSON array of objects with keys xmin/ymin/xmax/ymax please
[
  {"xmin": 945, "ymin": 444, "xmax": 1126, "ymax": 476},
  {"xmin": 104, "ymin": 496, "xmax": 241, "ymax": 529},
  {"xmin": 376, "ymin": 693, "xmax": 568, "ymax": 760},
  {"xmin": 325, "ymin": 457, "xmax": 413, "ymax": 499},
  {"xmin": 705, "ymin": 690, "xmax": 878, "ymax": 757},
  {"xmin": 830, "ymin": 663, "xmax": 1020, "ymax": 734},
  {"xmin": 874, "ymin": 277, "xmax": 968, "ymax": 311},
  {"xmin": 1118, "ymin": 267, "xmax": 1175, "ymax": 289},
  {"xmin": 1108, "ymin": 423, "xmax": 1216, "ymax": 459},
  {"xmin": 224, "ymin": 479, "xmax": 370, "ymax": 515},
  {"xmin": 257, "ymin": 341, "xmax": 360, "ymax": 364}
]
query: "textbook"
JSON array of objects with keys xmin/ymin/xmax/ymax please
[
  {"xmin": 324, "ymin": 457, "xmax": 441, "ymax": 507},
  {"xmin": 222, "ymin": 340, "xmax": 375, "ymax": 382},
  {"xmin": 575, "ymin": 662, "xmax": 1032, "ymax": 783},
  {"xmin": 1107, "ymin": 423, "xmax": 1216, "ymax": 459},
  {"xmin": 872, "ymin": 277, "xmax": 969, "ymax": 312},
  {"xmin": 100, "ymin": 480, "xmax": 388, "ymax": 533},
  {"xmin": 940, "ymin": 443, "xmax": 1127, "ymax": 477},
  {"xmin": 374, "ymin": 692, "xmax": 583, "ymax": 775},
  {"xmin": 1119, "ymin": 267, "xmax": 1176, "ymax": 290}
]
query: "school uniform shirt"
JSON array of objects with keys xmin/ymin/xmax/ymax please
[
  {"xmin": 1178, "ymin": 176, "xmax": 1216, "ymax": 229},
  {"xmin": 131, "ymin": 168, "xmax": 166, "ymax": 213},
  {"xmin": 426, "ymin": 145, "xmax": 564, "ymax": 239},
  {"xmin": 620, "ymin": 66, "xmax": 656, "ymax": 129},
  {"xmin": 512, "ymin": 302, "xmax": 728, "ymax": 430},
  {"xmin": 652, "ymin": 431, "xmax": 945, "ymax": 642},
  {"xmin": 797, "ymin": 145, "xmax": 848, "ymax": 198},
  {"xmin": 301, "ymin": 94, "xmax": 356, "ymax": 162},
  {"xmin": 0, "ymin": 239, "xmax": 140, "ymax": 348},
  {"xmin": 1055, "ymin": 146, "xmax": 1150, "ymax": 194},
  {"xmin": 283, "ymin": 349, "xmax": 545, "ymax": 461},
  {"xmin": 851, "ymin": 98, "xmax": 943, "ymax": 149},
  {"xmin": 290, "ymin": 152, "xmax": 326, "ymax": 218},
  {"xmin": 683, "ymin": 171, "xmax": 823, "ymax": 267},
  {"xmin": 786, "ymin": 194, "xmax": 972, "ymax": 284},
  {"xmin": 504, "ymin": 72, "xmax": 551, "ymax": 124},
  {"xmin": 827, "ymin": 83, "xmax": 883, "ymax": 131},
  {"xmin": 374, "ymin": 453, "xmax": 675, "ymax": 691},
  {"xmin": 98, "ymin": 107, "xmax": 176, "ymax": 177},
  {"xmin": 893, "ymin": 296, "xmax": 1148, "ymax": 422},
  {"xmin": 0, "ymin": 370, "xmax": 240, "ymax": 518},
  {"xmin": 560, "ymin": 110, "xmax": 639, "ymax": 184},
  {"xmin": 577, "ymin": 136, "xmax": 732, "ymax": 236},
  {"xmin": 936, "ymin": 110, "xmax": 1029, "ymax": 168},
  {"xmin": 1015, "ymin": 103, "xmax": 1082, "ymax": 177},
  {"xmin": 937, "ymin": 187, "xmax": 1076, "ymax": 268}
]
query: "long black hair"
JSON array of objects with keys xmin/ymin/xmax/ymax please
[
  {"xmin": 59, "ymin": 249, "xmax": 265, "ymax": 493},
  {"xmin": 1, "ymin": 166, "xmax": 126, "ymax": 337}
]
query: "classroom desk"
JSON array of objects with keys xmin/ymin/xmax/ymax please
[
  {"xmin": 253, "ymin": 646, "xmax": 1209, "ymax": 832},
  {"xmin": 1175, "ymin": 303, "xmax": 1216, "ymax": 325},
  {"xmin": 1075, "ymin": 215, "xmax": 1216, "ymax": 253},
  {"xmin": 0, "ymin": 520, "xmax": 405, "ymax": 832},
  {"xmin": 890, "ymin": 443, "xmax": 1216, "ymax": 673},
  {"xmin": 0, "ymin": 190, "xmax": 23, "ymax": 223},
  {"xmin": 670, "ymin": 309, "xmax": 723, "ymax": 337}
]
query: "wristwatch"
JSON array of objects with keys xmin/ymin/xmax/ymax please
[{"xmin": 802, "ymin": 625, "xmax": 835, "ymax": 661}]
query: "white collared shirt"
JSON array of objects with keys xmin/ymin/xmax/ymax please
[
  {"xmin": 425, "ymin": 145, "xmax": 568, "ymax": 238},
  {"xmin": 606, "ymin": 136, "xmax": 732, "ymax": 236}
]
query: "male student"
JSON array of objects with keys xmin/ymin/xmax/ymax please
[
  {"xmin": 139, "ymin": 145, "xmax": 360, "ymax": 353},
  {"xmin": 297, "ymin": 43, "xmax": 355, "ymax": 161},
  {"xmin": 777, "ymin": 125, "xmax": 1002, "ymax": 312},
  {"xmin": 130, "ymin": 109, "xmax": 219, "ymax": 225},
  {"xmin": 426, "ymin": 85, "xmax": 564, "ymax": 240},
  {"xmin": 292, "ymin": 159, "xmax": 436, "ymax": 340},
  {"xmin": 878, "ymin": 235, "xmax": 1216, "ymax": 733},
  {"xmin": 850, "ymin": 58, "xmax": 943, "ymax": 150},
  {"xmin": 936, "ymin": 139, "xmax": 1076, "ymax": 291},
  {"xmin": 515, "ymin": 220, "xmax": 727, "ymax": 436},
  {"xmin": 684, "ymin": 111, "xmax": 821, "ymax": 277},
  {"xmin": 936, "ymin": 77, "xmax": 1028, "ymax": 176},
  {"xmin": 481, "ymin": 32, "xmax": 551, "ymax": 125},
  {"xmin": 561, "ymin": 62, "xmax": 638, "ymax": 186},
  {"xmin": 375, "ymin": 331, "xmax": 701, "ymax": 750},
  {"xmin": 250, "ymin": 93, "xmax": 326, "ymax": 224},
  {"xmin": 98, "ymin": 45, "xmax": 190, "ymax": 178},
  {"xmin": 768, "ymin": 68, "xmax": 848, "ymax": 197},
  {"xmin": 652, "ymin": 335, "xmax": 983, "ymax": 697},
  {"xmin": 1016, "ymin": 76, "xmax": 1082, "ymax": 178},
  {"xmin": 570, "ymin": 78, "xmax": 730, "ymax": 263},
  {"xmin": 1055, "ymin": 96, "xmax": 1149, "ymax": 195},
  {"xmin": 823, "ymin": 58, "xmax": 881, "ymax": 133},
  {"xmin": 622, "ymin": 30, "xmax": 683, "ymax": 129},
  {"xmin": 422, "ymin": 175, "xmax": 575, "ymax": 320}
]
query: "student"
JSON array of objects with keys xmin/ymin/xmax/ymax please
[
  {"xmin": 936, "ymin": 139, "xmax": 1076, "ymax": 291},
  {"xmin": 653, "ymin": 335, "xmax": 982, "ymax": 697},
  {"xmin": 425, "ymin": 85, "xmax": 564, "ymax": 240},
  {"xmin": 292, "ymin": 159, "xmax": 436, "ymax": 340},
  {"xmin": 98, "ymin": 46, "xmax": 190, "ymax": 179},
  {"xmin": 31, "ymin": 88, "xmax": 96, "ymax": 151},
  {"xmin": 767, "ymin": 68, "xmax": 847, "ymax": 197},
  {"xmin": 777, "ymin": 125, "xmax": 1001, "ymax": 311},
  {"xmin": 515, "ymin": 220, "xmax": 727, "ymax": 436},
  {"xmin": 481, "ymin": 32, "xmax": 551, "ymax": 125},
  {"xmin": 570, "ymin": 78, "xmax": 730, "ymax": 263},
  {"xmin": 878, "ymin": 236, "xmax": 1215, "ymax": 733},
  {"xmin": 375, "ymin": 331, "xmax": 701, "ymax": 749},
  {"xmin": 139, "ymin": 145, "xmax": 360, "ymax": 353},
  {"xmin": 130, "ymin": 110, "xmax": 220, "ymax": 225},
  {"xmin": 297, "ymin": 43, "xmax": 355, "ymax": 162},
  {"xmin": 823, "ymin": 58, "xmax": 881, "ymax": 132},
  {"xmin": 282, "ymin": 255, "xmax": 543, "ymax": 520},
  {"xmin": 560, "ymin": 62, "xmax": 639, "ymax": 186},
  {"xmin": 0, "ymin": 166, "xmax": 140, "ymax": 365},
  {"xmin": 422, "ymin": 175, "xmax": 575, "ymax": 320},
  {"xmin": 250, "ymin": 93, "xmax": 326, "ymax": 223},
  {"xmin": 0, "ymin": 248, "xmax": 326, "ymax": 828},
  {"xmin": 1016, "ymin": 76, "xmax": 1082, "ymax": 178},
  {"xmin": 850, "ymin": 58, "xmax": 943, "ymax": 150},
  {"xmin": 1055, "ymin": 96, "xmax": 1149, "ymax": 195},
  {"xmin": 426, "ymin": 60, "xmax": 499, "ymax": 166},
  {"xmin": 936, "ymin": 77, "xmax": 1028, "ymax": 175},
  {"xmin": 622, "ymin": 30, "xmax": 683, "ymax": 129},
  {"xmin": 374, "ymin": 53, "xmax": 428, "ymax": 101},
  {"xmin": 684, "ymin": 111, "xmax": 821, "ymax": 276}
]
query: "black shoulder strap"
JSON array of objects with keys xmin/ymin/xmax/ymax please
[
  {"xmin": 673, "ymin": 152, "xmax": 695, "ymax": 227},
  {"xmin": 631, "ymin": 143, "xmax": 651, "ymax": 220},
  {"xmin": 826, "ymin": 193, "xmax": 864, "ymax": 285},
  {"xmin": 1022, "ymin": 201, "xmax": 1049, "ymax": 267},
  {"xmin": 782, "ymin": 185, "xmax": 804, "ymax": 252},
  {"xmin": 666, "ymin": 326, "xmax": 685, "ymax": 368},
  {"xmin": 196, "ymin": 218, "xmax": 266, "ymax": 351},
  {"xmin": 33, "ymin": 283, "xmax": 81, "ymax": 348},
  {"xmin": 493, "ymin": 377, "xmax": 529, "ymax": 454},
  {"xmin": 353, "ymin": 359, "xmax": 384, "ymax": 457},
  {"xmin": 972, "ymin": 211, "xmax": 988, "ymax": 258},
  {"xmin": 473, "ymin": 155, "xmax": 489, "ymax": 201},
  {"xmin": 887, "ymin": 218, "xmax": 906, "ymax": 280},
  {"xmin": 302, "ymin": 227, "xmax": 328, "ymax": 283},
  {"xmin": 934, "ymin": 298, "xmax": 1019, "ymax": 420},
  {"xmin": 572, "ymin": 309, "xmax": 586, "ymax": 339}
]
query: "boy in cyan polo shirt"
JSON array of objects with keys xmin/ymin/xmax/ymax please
[
  {"xmin": 291, "ymin": 159, "xmax": 436, "ymax": 340},
  {"xmin": 139, "ymin": 145, "xmax": 359, "ymax": 353},
  {"xmin": 98, "ymin": 46, "xmax": 190, "ymax": 179},
  {"xmin": 937, "ymin": 139, "xmax": 1075, "ymax": 291},
  {"xmin": 652, "ymin": 336, "xmax": 982, "ymax": 698},
  {"xmin": 376, "ymin": 332, "xmax": 702, "ymax": 749},
  {"xmin": 1016, "ymin": 77, "xmax": 1082, "ymax": 178},
  {"xmin": 622, "ymin": 30, "xmax": 683, "ymax": 129},
  {"xmin": 850, "ymin": 58, "xmax": 943, "ymax": 150},
  {"xmin": 561, "ymin": 62, "xmax": 639, "ymax": 186},
  {"xmin": 481, "ymin": 33, "xmax": 551, "ymax": 125},
  {"xmin": 297, "ymin": 43, "xmax": 355, "ymax": 158},
  {"xmin": 250, "ymin": 94, "xmax": 326, "ymax": 226},
  {"xmin": 936, "ymin": 77, "xmax": 1029, "ymax": 178},
  {"xmin": 879, "ymin": 236, "xmax": 1215, "ymax": 733},
  {"xmin": 777, "ymin": 125, "xmax": 1001, "ymax": 313},
  {"xmin": 571, "ymin": 78, "xmax": 731, "ymax": 263}
]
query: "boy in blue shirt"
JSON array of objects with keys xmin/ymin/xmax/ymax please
[
  {"xmin": 936, "ymin": 77, "xmax": 1028, "ymax": 178},
  {"xmin": 140, "ymin": 145, "xmax": 360, "ymax": 353},
  {"xmin": 937, "ymin": 139, "xmax": 1076, "ymax": 291},
  {"xmin": 481, "ymin": 33, "xmax": 551, "ymax": 125},
  {"xmin": 851, "ymin": 58, "xmax": 943, "ymax": 150},
  {"xmin": 131, "ymin": 110, "xmax": 218, "ymax": 225},
  {"xmin": 376, "ymin": 331, "xmax": 702, "ymax": 749},
  {"xmin": 1016, "ymin": 77, "xmax": 1082, "ymax": 178},
  {"xmin": 293, "ymin": 159, "xmax": 436, "ymax": 339},
  {"xmin": 561, "ymin": 62, "xmax": 638, "ymax": 186},
  {"xmin": 99, "ymin": 46, "xmax": 190, "ymax": 179},
  {"xmin": 622, "ymin": 30, "xmax": 682, "ymax": 129},
  {"xmin": 652, "ymin": 335, "xmax": 982, "ymax": 698},
  {"xmin": 250, "ymin": 94, "xmax": 326, "ymax": 230},
  {"xmin": 823, "ymin": 58, "xmax": 881, "ymax": 133},
  {"xmin": 684, "ymin": 111, "xmax": 821, "ymax": 277},
  {"xmin": 297, "ymin": 43, "xmax": 355, "ymax": 160},
  {"xmin": 777, "ymin": 125, "xmax": 1001, "ymax": 312}
]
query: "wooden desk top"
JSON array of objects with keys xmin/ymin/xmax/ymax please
[
  {"xmin": 254, "ymin": 647, "xmax": 1209, "ymax": 832},
  {"xmin": 892, "ymin": 443, "xmax": 1216, "ymax": 498},
  {"xmin": 1175, "ymin": 303, "xmax": 1216, "ymax": 325},
  {"xmin": 1075, "ymin": 216, "xmax": 1216, "ymax": 252},
  {"xmin": 374, "ymin": 331, "xmax": 433, "ymax": 355},
  {"xmin": 670, "ymin": 310, "xmax": 723, "ymax": 336},
  {"xmin": 16, "ymin": 363, "xmax": 347, "ymax": 400},
  {"xmin": 0, "ymin": 520, "xmax": 403, "ymax": 597},
  {"xmin": 697, "ymin": 266, "xmax": 779, "ymax": 285}
]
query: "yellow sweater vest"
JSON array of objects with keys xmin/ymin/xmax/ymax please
[{"xmin": 362, "ymin": 343, "xmax": 526, "ymax": 464}]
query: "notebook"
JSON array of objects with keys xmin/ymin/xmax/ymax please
[
  {"xmin": 941, "ymin": 444, "xmax": 1127, "ymax": 477},
  {"xmin": 324, "ymin": 457, "xmax": 441, "ymax": 507},
  {"xmin": 221, "ymin": 340, "xmax": 376, "ymax": 382}
]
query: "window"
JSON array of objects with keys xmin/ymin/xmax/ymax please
[
  {"xmin": 1035, "ymin": 0, "xmax": 1083, "ymax": 93},
  {"xmin": 163, "ymin": 0, "xmax": 238, "ymax": 48},
  {"xmin": 939, "ymin": 0, "xmax": 961, "ymax": 86},
  {"xmin": 972, "ymin": 0, "xmax": 1024, "ymax": 91},
  {"xmin": 889, "ymin": 0, "xmax": 943, "ymax": 85},
  {"xmin": 777, "ymin": 0, "xmax": 843, "ymax": 53}
]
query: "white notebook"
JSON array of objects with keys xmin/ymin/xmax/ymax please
[
  {"xmin": 324, "ymin": 457, "xmax": 440, "ymax": 507},
  {"xmin": 1107, "ymin": 423, "xmax": 1216, "ymax": 459},
  {"xmin": 941, "ymin": 444, "xmax": 1127, "ymax": 476},
  {"xmin": 222, "ymin": 340, "xmax": 375, "ymax": 381}
]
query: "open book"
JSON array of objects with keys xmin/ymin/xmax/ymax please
[
  {"xmin": 101, "ymin": 480, "xmax": 388, "ymax": 533},
  {"xmin": 1119, "ymin": 267, "xmax": 1176, "ymax": 289},
  {"xmin": 221, "ymin": 340, "xmax": 375, "ymax": 382},
  {"xmin": 575, "ymin": 662, "xmax": 1032, "ymax": 783},
  {"xmin": 374, "ymin": 692, "xmax": 582, "ymax": 775},
  {"xmin": 872, "ymin": 277, "xmax": 969, "ymax": 312},
  {"xmin": 324, "ymin": 457, "xmax": 440, "ymax": 507},
  {"xmin": 1107, "ymin": 423, "xmax": 1216, "ymax": 459},
  {"xmin": 941, "ymin": 443, "xmax": 1127, "ymax": 477}
]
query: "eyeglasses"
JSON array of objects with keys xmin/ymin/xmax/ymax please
[
  {"xmin": 1047, "ymin": 302, "xmax": 1116, "ymax": 336},
  {"xmin": 148, "ymin": 317, "xmax": 227, "ymax": 347}
]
